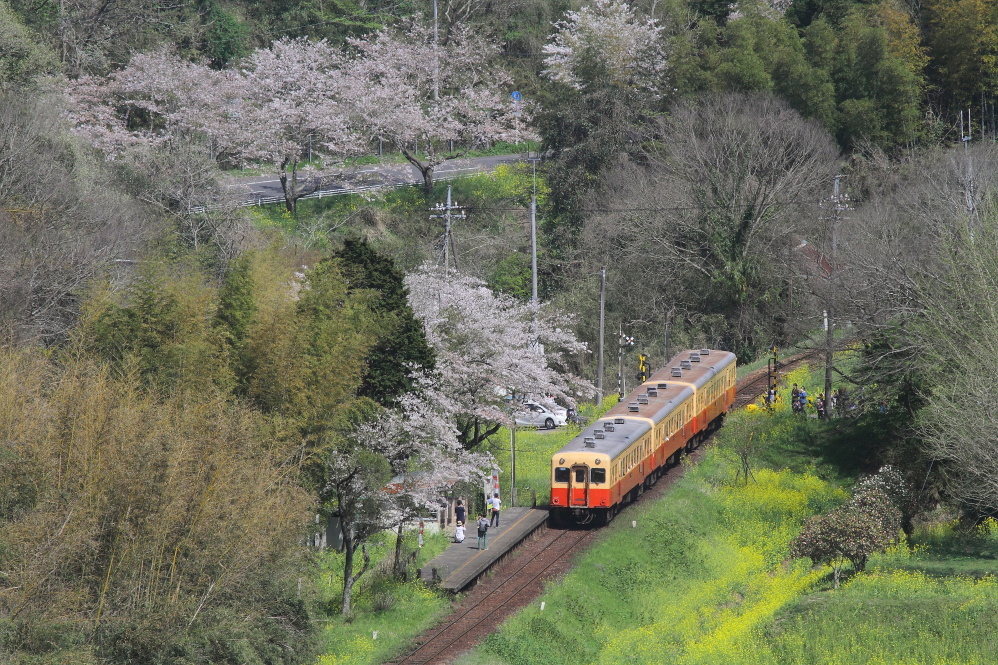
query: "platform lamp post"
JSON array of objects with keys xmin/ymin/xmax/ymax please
[
  {"xmin": 510, "ymin": 423, "xmax": 517, "ymax": 507},
  {"xmin": 507, "ymin": 400, "xmax": 517, "ymax": 507}
]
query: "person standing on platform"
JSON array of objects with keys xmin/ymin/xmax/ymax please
[
  {"xmin": 477, "ymin": 513, "xmax": 490, "ymax": 550},
  {"xmin": 455, "ymin": 499, "xmax": 466, "ymax": 536},
  {"xmin": 490, "ymin": 492, "xmax": 501, "ymax": 527}
]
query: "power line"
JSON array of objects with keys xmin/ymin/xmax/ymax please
[{"xmin": 455, "ymin": 200, "xmax": 825, "ymax": 214}]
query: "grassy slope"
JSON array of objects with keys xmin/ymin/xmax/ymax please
[
  {"xmin": 311, "ymin": 532, "xmax": 452, "ymax": 665},
  {"xmin": 455, "ymin": 364, "xmax": 998, "ymax": 665}
]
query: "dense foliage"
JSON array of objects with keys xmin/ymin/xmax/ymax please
[
  {"xmin": 0, "ymin": 348, "xmax": 314, "ymax": 665},
  {"xmin": 5, "ymin": 0, "xmax": 998, "ymax": 658}
]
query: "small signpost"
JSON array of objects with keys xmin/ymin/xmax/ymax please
[{"xmin": 511, "ymin": 91, "xmax": 522, "ymax": 132}]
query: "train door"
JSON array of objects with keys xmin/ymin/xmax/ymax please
[{"xmin": 569, "ymin": 464, "xmax": 589, "ymax": 506}]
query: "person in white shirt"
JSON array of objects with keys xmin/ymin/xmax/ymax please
[
  {"xmin": 454, "ymin": 521, "xmax": 465, "ymax": 543},
  {"xmin": 490, "ymin": 493, "xmax": 501, "ymax": 527}
]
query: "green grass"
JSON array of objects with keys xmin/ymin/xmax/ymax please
[
  {"xmin": 457, "ymin": 408, "xmax": 845, "ymax": 665},
  {"xmin": 480, "ymin": 398, "xmax": 617, "ymax": 506},
  {"xmin": 310, "ymin": 531, "xmax": 452, "ymax": 665},
  {"xmin": 753, "ymin": 533, "xmax": 998, "ymax": 665},
  {"xmin": 735, "ymin": 328, "xmax": 857, "ymax": 380},
  {"xmin": 756, "ymin": 570, "xmax": 998, "ymax": 665},
  {"xmin": 456, "ymin": 359, "xmax": 998, "ymax": 665},
  {"xmin": 457, "ymin": 140, "xmax": 539, "ymax": 158}
]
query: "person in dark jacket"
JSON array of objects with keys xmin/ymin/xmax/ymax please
[{"xmin": 477, "ymin": 514, "xmax": 490, "ymax": 550}]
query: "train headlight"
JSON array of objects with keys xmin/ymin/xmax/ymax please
[
  {"xmin": 595, "ymin": 458, "xmax": 601, "ymax": 465},
  {"xmin": 559, "ymin": 458, "xmax": 565, "ymax": 464}
]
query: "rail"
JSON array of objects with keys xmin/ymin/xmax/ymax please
[
  {"xmin": 389, "ymin": 527, "xmax": 591, "ymax": 665},
  {"xmin": 387, "ymin": 354, "xmax": 828, "ymax": 663}
]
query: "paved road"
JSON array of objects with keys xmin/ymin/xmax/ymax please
[{"xmin": 225, "ymin": 154, "xmax": 525, "ymax": 205}]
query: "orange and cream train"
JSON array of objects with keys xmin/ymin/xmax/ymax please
[{"xmin": 550, "ymin": 349, "xmax": 737, "ymax": 526}]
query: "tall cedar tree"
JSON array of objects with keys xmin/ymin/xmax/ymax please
[{"xmin": 335, "ymin": 239, "xmax": 434, "ymax": 406}]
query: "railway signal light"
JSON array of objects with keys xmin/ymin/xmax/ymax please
[{"xmin": 637, "ymin": 354, "xmax": 649, "ymax": 382}]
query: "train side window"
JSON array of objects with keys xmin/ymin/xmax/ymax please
[
  {"xmin": 591, "ymin": 468, "xmax": 606, "ymax": 483},
  {"xmin": 554, "ymin": 467, "xmax": 570, "ymax": 483},
  {"xmin": 575, "ymin": 468, "xmax": 586, "ymax": 483}
]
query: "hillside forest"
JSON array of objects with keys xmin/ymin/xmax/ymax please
[{"xmin": 2, "ymin": 0, "xmax": 998, "ymax": 661}]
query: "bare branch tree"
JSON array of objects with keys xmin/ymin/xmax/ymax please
[
  {"xmin": 0, "ymin": 91, "xmax": 150, "ymax": 344},
  {"xmin": 575, "ymin": 92, "xmax": 838, "ymax": 358}
]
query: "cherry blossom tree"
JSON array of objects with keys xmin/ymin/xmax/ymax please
[
  {"xmin": 405, "ymin": 264, "xmax": 592, "ymax": 449},
  {"xmin": 379, "ymin": 375, "xmax": 491, "ymax": 576},
  {"xmin": 65, "ymin": 49, "xmax": 236, "ymax": 156},
  {"xmin": 233, "ymin": 38, "xmax": 360, "ymax": 212},
  {"xmin": 325, "ymin": 375, "xmax": 489, "ymax": 615},
  {"xmin": 542, "ymin": 0, "xmax": 667, "ymax": 96},
  {"xmin": 346, "ymin": 22, "xmax": 531, "ymax": 194},
  {"xmin": 66, "ymin": 40, "xmax": 361, "ymax": 213}
]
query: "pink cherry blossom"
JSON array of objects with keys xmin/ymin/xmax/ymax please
[
  {"xmin": 543, "ymin": 0, "xmax": 668, "ymax": 95},
  {"xmin": 406, "ymin": 264, "xmax": 593, "ymax": 447}
]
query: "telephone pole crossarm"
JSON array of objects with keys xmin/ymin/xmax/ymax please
[{"xmin": 430, "ymin": 185, "xmax": 467, "ymax": 271}]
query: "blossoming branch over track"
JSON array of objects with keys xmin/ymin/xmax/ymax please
[{"xmin": 387, "ymin": 348, "xmax": 827, "ymax": 664}]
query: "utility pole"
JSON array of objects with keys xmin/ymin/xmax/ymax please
[
  {"xmin": 430, "ymin": 186, "xmax": 465, "ymax": 271},
  {"xmin": 961, "ymin": 108, "xmax": 977, "ymax": 229},
  {"xmin": 596, "ymin": 268, "xmax": 606, "ymax": 406},
  {"xmin": 663, "ymin": 308, "xmax": 672, "ymax": 363},
  {"xmin": 529, "ymin": 158, "xmax": 539, "ymax": 304},
  {"xmin": 823, "ymin": 175, "xmax": 849, "ymax": 419}
]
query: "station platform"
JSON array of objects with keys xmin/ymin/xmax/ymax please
[{"xmin": 419, "ymin": 507, "xmax": 549, "ymax": 592}]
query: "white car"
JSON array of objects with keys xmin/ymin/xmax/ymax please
[{"xmin": 514, "ymin": 401, "xmax": 567, "ymax": 429}]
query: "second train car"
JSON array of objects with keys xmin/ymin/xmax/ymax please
[{"xmin": 550, "ymin": 348, "xmax": 737, "ymax": 526}]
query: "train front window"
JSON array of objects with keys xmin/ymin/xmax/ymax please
[
  {"xmin": 591, "ymin": 468, "xmax": 606, "ymax": 484},
  {"xmin": 574, "ymin": 468, "xmax": 586, "ymax": 483},
  {"xmin": 554, "ymin": 467, "xmax": 570, "ymax": 483}
]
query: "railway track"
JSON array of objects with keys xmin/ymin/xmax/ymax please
[
  {"xmin": 731, "ymin": 347, "xmax": 825, "ymax": 410},
  {"xmin": 388, "ymin": 528, "xmax": 592, "ymax": 665},
  {"xmin": 389, "ymin": 348, "xmax": 831, "ymax": 664}
]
